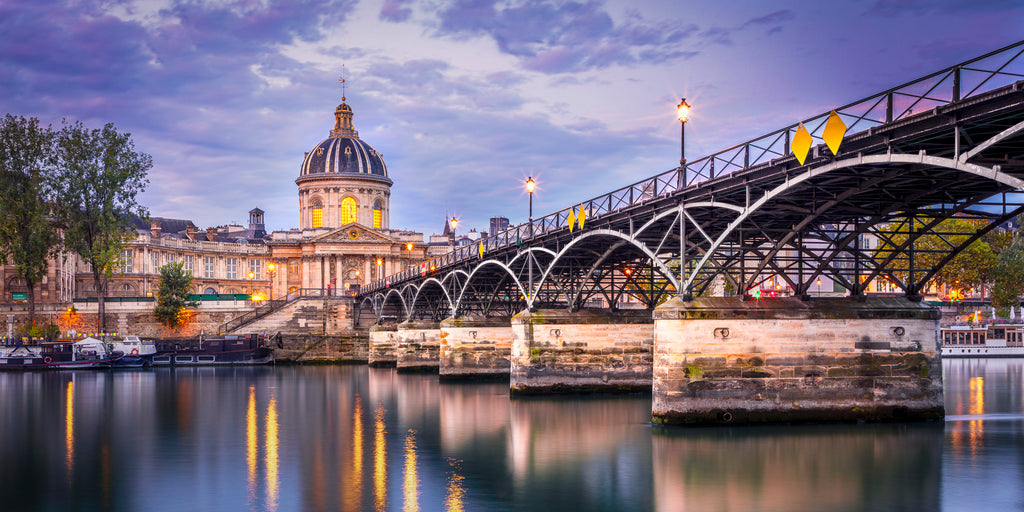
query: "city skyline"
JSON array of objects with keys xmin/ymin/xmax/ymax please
[{"xmin": 1, "ymin": 0, "xmax": 1021, "ymax": 237}]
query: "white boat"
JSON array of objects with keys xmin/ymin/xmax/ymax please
[
  {"xmin": 940, "ymin": 323, "xmax": 1024, "ymax": 357},
  {"xmin": 105, "ymin": 335, "xmax": 157, "ymax": 367}
]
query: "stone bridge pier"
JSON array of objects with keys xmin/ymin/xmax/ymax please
[
  {"xmin": 396, "ymin": 320, "xmax": 441, "ymax": 373},
  {"xmin": 652, "ymin": 296, "xmax": 944, "ymax": 425},
  {"xmin": 369, "ymin": 323, "xmax": 398, "ymax": 367},
  {"xmin": 510, "ymin": 309, "xmax": 654, "ymax": 395},
  {"xmin": 439, "ymin": 316, "xmax": 513, "ymax": 381}
]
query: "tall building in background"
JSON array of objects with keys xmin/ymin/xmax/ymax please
[{"xmin": 490, "ymin": 216, "xmax": 510, "ymax": 236}]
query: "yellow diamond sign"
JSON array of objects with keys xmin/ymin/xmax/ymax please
[
  {"xmin": 568, "ymin": 208, "xmax": 576, "ymax": 233},
  {"xmin": 822, "ymin": 110, "xmax": 847, "ymax": 156},
  {"xmin": 577, "ymin": 205, "xmax": 586, "ymax": 230},
  {"xmin": 792, "ymin": 123, "xmax": 812, "ymax": 165}
]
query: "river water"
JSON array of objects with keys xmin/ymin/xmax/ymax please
[{"xmin": 0, "ymin": 359, "xmax": 1020, "ymax": 512}]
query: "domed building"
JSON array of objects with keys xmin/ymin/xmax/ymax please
[
  {"xmin": 266, "ymin": 93, "xmax": 432, "ymax": 298},
  {"xmin": 297, "ymin": 98, "xmax": 392, "ymax": 231}
]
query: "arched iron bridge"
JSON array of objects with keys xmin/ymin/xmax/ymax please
[{"xmin": 358, "ymin": 41, "xmax": 1024, "ymax": 324}]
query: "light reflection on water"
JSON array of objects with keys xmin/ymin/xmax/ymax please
[{"xmin": 0, "ymin": 360, "xmax": 1021, "ymax": 510}]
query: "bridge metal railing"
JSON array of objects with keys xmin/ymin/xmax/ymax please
[{"xmin": 363, "ymin": 40, "xmax": 1024, "ymax": 295}]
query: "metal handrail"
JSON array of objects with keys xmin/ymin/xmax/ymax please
[{"xmin": 362, "ymin": 39, "xmax": 1024, "ymax": 295}]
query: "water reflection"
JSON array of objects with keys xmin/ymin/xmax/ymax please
[
  {"xmin": 3, "ymin": 361, "xmax": 1024, "ymax": 510},
  {"xmin": 265, "ymin": 394, "xmax": 279, "ymax": 511},
  {"xmin": 653, "ymin": 423, "xmax": 942, "ymax": 512},
  {"xmin": 65, "ymin": 379, "xmax": 74, "ymax": 483}
]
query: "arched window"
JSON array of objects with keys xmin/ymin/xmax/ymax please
[
  {"xmin": 341, "ymin": 197, "xmax": 357, "ymax": 225},
  {"xmin": 311, "ymin": 198, "xmax": 323, "ymax": 228},
  {"xmin": 373, "ymin": 200, "xmax": 383, "ymax": 229}
]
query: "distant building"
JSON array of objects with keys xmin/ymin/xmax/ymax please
[{"xmin": 490, "ymin": 216, "xmax": 510, "ymax": 235}]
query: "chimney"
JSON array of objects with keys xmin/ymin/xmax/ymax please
[
  {"xmin": 150, "ymin": 220, "xmax": 162, "ymax": 238},
  {"xmin": 186, "ymin": 225, "xmax": 198, "ymax": 241},
  {"xmin": 206, "ymin": 227, "xmax": 218, "ymax": 242}
]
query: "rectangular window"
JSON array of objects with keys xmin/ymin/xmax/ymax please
[
  {"xmin": 312, "ymin": 208, "xmax": 323, "ymax": 228},
  {"xmin": 184, "ymin": 255, "xmax": 194, "ymax": 275},
  {"xmin": 152, "ymin": 252, "xmax": 159, "ymax": 273},
  {"xmin": 205, "ymin": 256, "xmax": 215, "ymax": 278},
  {"xmin": 373, "ymin": 209, "xmax": 382, "ymax": 229},
  {"xmin": 249, "ymin": 259, "xmax": 261, "ymax": 280},
  {"xmin": 226, "ymin": 258, "xmax": 237, "ymax": 280},
  {"xmin": 288, "ymin": 260, "xmax": 299, "ymax": 275},
  {"xmin": 121, "ymin": 250, "xmax": 133, "ymax": 274}
]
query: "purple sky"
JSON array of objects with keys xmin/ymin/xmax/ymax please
[{"xmin": 2, "ymin": 0, "xmax": 1021, "ymax": 237}]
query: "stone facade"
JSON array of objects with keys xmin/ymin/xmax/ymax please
[
  {"xmin": 510, "ymin": 309, "xmax": 654, "ymax": 394},
  {"xmin": 652, "ymin": 296, "xmax": 944, "ymax": 425},
  {"xmin": 439, "ymin": 316, "xmax": 513, "ymax": 381}
]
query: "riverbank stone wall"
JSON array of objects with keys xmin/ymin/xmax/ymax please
[
  {"xmin": 369, "ymin": 324, "xmax": 398, "ymax": 367},
  {"xmin": 397, "ymin": 320, "xmax": 440, "ymax": 373}
]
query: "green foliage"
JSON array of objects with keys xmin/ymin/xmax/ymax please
[
  {"xmin": 873, "ymin": 217, "xmax": 997, "ymax": 292},
  {"xmin": 154, "ymin": 261, "xmax": 198, "ymax": 328},
  {"xmin": 0, "ymin": 115, "xmax": 60, "ymax": 323},
  {"xmin": 50, "ymin": 120, "xmax": 151, "ymax": 332},
  {"xmin": 991, "ymin": 235, "xmax": 1024, "ymax": 310}
]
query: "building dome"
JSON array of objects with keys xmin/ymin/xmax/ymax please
[
  {"xmin": 298, "ymin": 98, "xmax": 391, "ymax": 182},
  {"xmin": 296, "ymin": 95, "xmax": 393, "ymax": 231}
]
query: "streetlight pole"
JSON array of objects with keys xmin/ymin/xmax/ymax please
[
  {"xmin": 525, "ymin": 176, "xmax": 536, "ymax": 308},
  {"xmin": 449, "ymin": 217, "xmax": 458, "ymax": 247},
  {"xmin": 247, "ymin": 271, "xmax": 256, "ymax": 310},
  {"xmin": 267, "ymin": 262, "xmax": 276, "ymax": 301},
  {"xmin": 676, "ymin": 99, "xmax": 691, "ymax": 300}
]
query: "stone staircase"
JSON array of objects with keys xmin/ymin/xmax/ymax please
[{"xmin": 225, "ymin": 297, "xmax": 357, "ymax": 336}]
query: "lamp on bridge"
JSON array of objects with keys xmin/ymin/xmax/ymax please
[
  {"xmin": 677, "ymin": 98, "xmax": 691, "ymax": 169},
  {"xmin": 449, "ymin": 217, "xmax": 459, "ymax": 246}
]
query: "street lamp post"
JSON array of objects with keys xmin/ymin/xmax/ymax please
[
  {"xmin": 525, "ymin": 176, "xmax": 537, "ymax": 308},
  {"xmin": 449, "ymin": 217, "xmax": 458, "ymax": 247},
  {"xmin": 676, "ymin": 99, "xmax": 691, "ymax": 300},
  {"xmin": 267, "ymin": 262, "xmax": 276, "ymax": 301},
  {"xmin": 677, "ymin": 98, "xmax": 690, "ymax": 168},
  {"xmin": 247, "ymin": 271, "xmax": 256, "ymax": 309}
]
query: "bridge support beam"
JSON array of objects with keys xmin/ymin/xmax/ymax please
[
  {"xmin": 396, "ymin": 320, "xmax": 441, "ymax": 373},
  {"xmin": 368, "ymin": 323, "xmax": 398, "ymax": 367},
  {"xmin": 652, "ymin": 296, "xmax": 944, "ymax": 426},
  {"xmin": 510, "ymin": 309, "xmax": 653, "ymax": 395},
  {"xmin": 439, "ymin": 316, "xmax": 513, "ymax": 381}
]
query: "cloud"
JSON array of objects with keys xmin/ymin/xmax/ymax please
[
  {"xmin": 380, "ymin": 0, "xmax": 415, "ymax": 22},
  {"xmin": 434, "ymin": 0, "xmax": 699, "ymax": 73}
]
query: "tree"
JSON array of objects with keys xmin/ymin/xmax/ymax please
[
  {"xmin": 991, "ymin": 235, "xmax": 1024, "ymax": 313},
  {"xmin": 154, "ymin": 261, "xmax": 198, "ymax": 328},
  {"xmin": 873, "ymin": 217, "xmax": 998, "ymax": 294},
  {"xmin": 0, "ymin": 114, "xmax": 60, "ymax": 325},
  {"xmin": 51, "ymin": 121, "xmax": 150, "ymax": 333}
]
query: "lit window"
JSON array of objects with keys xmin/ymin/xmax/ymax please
[
  {"xmin": 312, "ymin": 198, "xmax": 323, "ymax": 228},
  {"xmin": 341, "ymin": 197, "xmax": 357, "ymax": 225},
  {"xmin": 373, "ymin": 200, "xmax": 382, "ymax": 229}
]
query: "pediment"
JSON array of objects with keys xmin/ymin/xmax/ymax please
[{"xmin": 312, "ymin": 223, "xmax": 397, "ymax": 243}]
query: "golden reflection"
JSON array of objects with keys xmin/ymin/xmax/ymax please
[
  {"xmin": 65, "ymin": 380, "xmax": 74, "ymax": 483},
  {"xmin": 444, "ymin": 458, "xmax": 466, "ymax": 512},
  {"xmin": 246, "ymin": 385, "xmax": 258, "ymax": 504},
  {"xmin": 374, "ymin": 404, "xmax": 387, "ymax": 512},
  {"xmin": 403, "ymin": 430, "xmax": 419, "ymax": 512},
  {"xmin": 969, "ymin": 376, "xmax": 985, "ymax": 452},
  {"xmin": 265, "ymin": 396, "xmax": 279, "ymax": 512},
  {"xmin": 344, "ymin": 395, "xmax": 364, "ymax": 512}
]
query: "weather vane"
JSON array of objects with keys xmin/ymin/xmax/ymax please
[{"xmin": 339, "ymin": 65, "xmax": 347, "ymax": 99}]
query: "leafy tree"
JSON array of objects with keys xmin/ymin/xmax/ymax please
[
  {"xmin": 51, "ymin": 121, "xmax": 150, "ymax": 333},
  {"xmin": 0, "ymin": 114, "xmax": 60, "ymax": 324},
  {"xmin": 154, "ymin": 261, "xmax": 198, "ymax": 328},
  {"xmin": 991, "ymin": 235, "xmax": 1024, "ymax": 313},
  {"xmin": 873, "ymin": 217, "xmax": 997, "ymax": 294}
]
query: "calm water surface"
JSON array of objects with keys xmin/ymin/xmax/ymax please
[{"xmin": 0, "ymin": 359, "xmax": 1020, "ymax": 511}]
